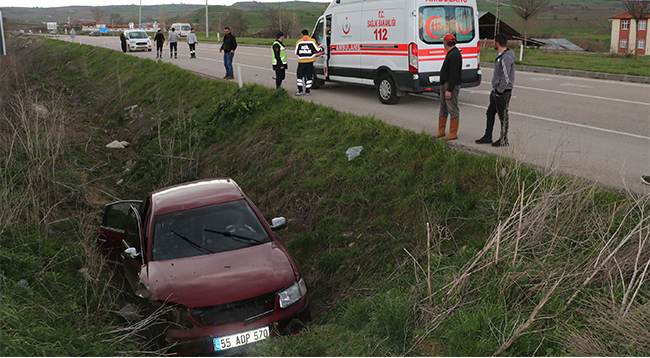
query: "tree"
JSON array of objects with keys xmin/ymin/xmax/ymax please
[
  {"xmin": 509, "ymin": 0, "xmax": 550, "ymax": 50},
  {"xmin": 219, "ymin": 9, "xmax": 248, "ymax": 37},
  {"xmin": 91, "ymin": 7, "xmax": 105, "ymax": 23},
  {"xmin": 109, "ymin": 13, "xmax": 124, "ymax": 26},
  {"xmin": 158, "ymin": 9, "xmax": 167, "ymax": 27},
  {"xmin": 263, "ymin": 5, "xmax": 297, "ymax": 38},
  {"xmin": 622, "ymin": 0, "xmax": 650, "ymax": 59}
]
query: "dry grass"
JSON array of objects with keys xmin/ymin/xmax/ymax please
[
  {"xmin": 0, "ymin": 37, "xmax": 174, "ymax": 354},
  {"xmin": 406, "ymin": 159, "xmax": 650, "ymax": 355}
]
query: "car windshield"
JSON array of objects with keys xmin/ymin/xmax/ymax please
[
  {"xmin": 128, "ymin": 31, "xmax": 148, "ymax": 39},
  {"xmin": 151, "ymin": 199, "xmax": 272, "ymax": 261}
]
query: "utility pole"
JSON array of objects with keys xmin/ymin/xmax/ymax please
[
  {"xmin": 293, "ymin": 0, "xmax": 296, "ymax": 38},
  {"xmin": 205, "ymin": 0, "xmax": 209, "ymax": 38},
  {"xmin": 139, "ymin": 0, "xmax": 142, "ymax": 29},
  {"xmin": 494, "ymin": 0, "xmax": 501, "ymax": 37}
]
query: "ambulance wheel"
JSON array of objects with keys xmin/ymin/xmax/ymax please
[{"xmin": 377, "ymin": 74, "xmax": 400, "ymax": 105}]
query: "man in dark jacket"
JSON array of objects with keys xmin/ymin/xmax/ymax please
[
  {"xmin": 475, "ymin": 33, "xmax": 516, "ymax": 147},
  {"xmin": 272, "ymin": 30, "xmax": 288, "ymax": 89},
  {"xmin": 219, "ymin": 27, "xmax": 237, "ymax": 79},
  {"xmin": 434, "ymin": 33, "xmax": 463, "ymax": 141},
  {"xmin": 119, "ymin": 31, "xmax": 127, "ymax": 53},
  {"xmin": 153, "ymin": 29, "xmax": 165, "ymax": 58}
]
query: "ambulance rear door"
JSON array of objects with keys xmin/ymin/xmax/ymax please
[{"xmin": 416, "ymin": 0, "xmax": 480, "ymax": 89}]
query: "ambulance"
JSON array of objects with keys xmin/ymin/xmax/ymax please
[{"xmin": 311, "ymin": 0, "xmax": 482, "ymax": 104}]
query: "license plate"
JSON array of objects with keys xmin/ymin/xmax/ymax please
[
  {"xmin": 213, "ymin": 326, "xmax": 269, "ymax": 351},
  {"xmin": 429, "ymin": 75, "xmax": 440, "ymax": 83}
]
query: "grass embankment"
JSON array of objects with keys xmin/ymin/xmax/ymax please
[
  {"xmin": 480, "ymin": 46, "xmax": 650, "ymax": 77},
  {"xmin": 2, "ymin": 35, "xmax": 649, "ymax": 356}
]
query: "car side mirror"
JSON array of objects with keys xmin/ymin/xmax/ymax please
[
  {"xmin": 270, "ymin": 217, "xmax": 287, "ymax": 231},
  {"xmin": 122, "ymin": 247, "xmax": 140, "ymax": 260}
]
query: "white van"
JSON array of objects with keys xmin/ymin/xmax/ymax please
[
  {"xmin": 171, "ymin": 23, "xmax": 192, "ymax": 37},
  {"xmin": 311, "ymin": 0, "xmax": 482, "ymax": 104}
]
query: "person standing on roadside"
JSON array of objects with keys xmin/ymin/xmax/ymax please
[
  {"xmin": 475, "ymin": 33, "xmax": 515, "ymax": 147},
  {"xmin": 272, "ymin": 30, "xmax": 288, "ymax": 89},
  {"xmin": 167, "ymin": 27, "xmax": 180, "ymax": 59},
  {"xmin": 294, "ymin": 29, "xmax": 321, "ymax": 96},
  {"xmin": 433, "ymin": 33, "xmax": 463, "ymax": 141},
  {"xmin": 119, "ymin": 31, "xmax": 127, "ymax": 53},
  {"xmin": 154, "ymin": 29, "xmax": 165, "ymax": 59},
  {"xmin": 186, "ymin": 28, "xmax": 198, "ymax": 58},
  {"xmin": 219, "ymin": 27, "xmax": 237, "ymax": 79}
]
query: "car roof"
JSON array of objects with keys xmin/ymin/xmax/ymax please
[{"xmin": 151, "ymin": 178, "xmax": 246, "ymax": 216}]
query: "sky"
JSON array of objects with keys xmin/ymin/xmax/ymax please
[{"xmin": 3, "ymin": 0, "xmax": 329, "ymax": 8}]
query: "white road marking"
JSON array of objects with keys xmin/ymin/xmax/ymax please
[
  {"xmin": 514, "ymin": 85, "xmax": 650, "ymax": 106},
  {"xmin": 412, "ymin": 93, "xmax": 650, "ymax": 140},
  {"xmin": 560, "ymin": 83, "xmax": 595, "ymax": 89}
]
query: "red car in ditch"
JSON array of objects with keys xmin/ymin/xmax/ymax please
[{"xmin": 97, "ymin": 178, "xmax": 309, "ymax": 355}]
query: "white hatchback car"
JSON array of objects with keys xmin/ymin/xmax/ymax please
[{"xmin": 124, "ymin": 30, "xmax": 152, "ymax": 52}]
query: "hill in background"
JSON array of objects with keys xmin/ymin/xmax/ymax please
[
  {"xmin": 1, "ymin": 0, "xmax": 626, "ymax": 47},
  {"xmin": 1, "ymin": 1, "xmax": 328, "ymax": 37}
]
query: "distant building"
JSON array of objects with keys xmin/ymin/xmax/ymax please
[{"xmin": 610, "ymin": 12, "xmax": 648, "ymax": 55}]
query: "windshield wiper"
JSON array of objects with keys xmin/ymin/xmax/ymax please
[
  {"xmin": 171, "ymin": 229, "xmax": 214, "ymax": 254},
  {"xmin": 204, "ymin": 228, "xmax": 265, "ymax": 245}
]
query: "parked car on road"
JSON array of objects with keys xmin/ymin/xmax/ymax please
[
  {"xmin": 96, "ymin": 178, "xmax": 309, "ymax": 355},
  {"xmin": 124, "ymin": 29, "xmax": 152, "ymax": 52},
  {"xmin": 88, "ymin": 31, "xmax": 99, "ymax": 37}
]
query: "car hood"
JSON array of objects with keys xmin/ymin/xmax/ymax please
[{"xmin": 146, "ymin": 242, "xmax": 296, "ymax": 308}]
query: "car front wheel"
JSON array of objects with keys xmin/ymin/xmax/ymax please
[{"xmin": 376, "ymin": 74, "xmax": 400, "ymax": 105}]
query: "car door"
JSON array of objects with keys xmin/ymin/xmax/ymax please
[
  {"xmin": 122, "ymin": 205, "xmax": 145, "ymax": 290},
  {"xmin": 97, "ymin": 200, "xmax": 143, "ymax": 264}
]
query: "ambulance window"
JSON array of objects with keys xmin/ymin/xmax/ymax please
[
  {"xmin": 313, "ymin": 19, "xmax": 325, "ymax": 46},
  {"xmin": 419, "ymin": 6, "xmax": 475, "ymax": 44}
]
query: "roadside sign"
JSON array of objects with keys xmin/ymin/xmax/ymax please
[
  {"xmin": 0, "ymin": 11, "xmax": 6, "ymax": 56},
  {"xmin": 99, "ymin": 27, "xmax": 108, "ymax": 33}
]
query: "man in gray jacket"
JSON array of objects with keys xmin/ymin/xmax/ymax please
[
  {"xmin": 476, "ymin": 33, "xmax": 515, "ymax": 147},
  {"xmin": 167, "ymin": 27, "xmax": 181, "ymax": 59},
  {"xmin": 186, "ymin": 28, "xmax": 198, "ymax": 58}
]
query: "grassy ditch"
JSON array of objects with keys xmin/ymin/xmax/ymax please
[{"xmin": 1, "ymin": 36, "xmax": 649, "ymax": 356}]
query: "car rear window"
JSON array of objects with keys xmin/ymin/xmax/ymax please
[{"xmin": 151, "ymin": 199, "xmax": 272, "ymax": 261}]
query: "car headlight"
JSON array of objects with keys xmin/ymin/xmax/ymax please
[{"xmin": 278, "ymin": 278, "xmax": 307, "ymax": 309}]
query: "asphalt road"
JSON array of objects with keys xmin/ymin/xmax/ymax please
[{"xmin": 66, "ymin": 35, "xmax": 650, "ymax": 195}]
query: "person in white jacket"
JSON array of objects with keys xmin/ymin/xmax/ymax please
[{"xmin": 186, "ymin": 28, "xmax": 198, "ymax": 59}]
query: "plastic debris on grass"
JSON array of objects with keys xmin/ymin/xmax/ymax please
[{"xmin": 346, "ymin": 146, "xmax": 363, "ymax": 161}]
